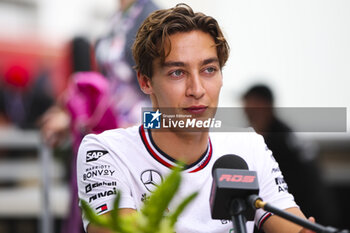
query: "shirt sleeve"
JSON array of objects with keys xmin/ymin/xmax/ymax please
[
  {"xmin": 76, "ymin": 133, "xmax": 136, "ymax": 231},
  {"xmin": 251, "ymin": 134, "xmax": 298, "ymax": 229}
]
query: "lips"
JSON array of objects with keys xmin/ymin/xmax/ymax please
[{"xmin": 183, "ymin": 105, "xmax": 208, "ymax": 114}]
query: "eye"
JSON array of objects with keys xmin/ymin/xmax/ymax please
[
  {"xmin": 203, "ymin": 66, "xmax": 218, "ymax": 75},
  {"xmin": 169, "ymin": 69, "xmax": 185, "ymax": 78},
  {"xmin": 206, "ymin": 67, "xmax": 215, "ymax": 73}
]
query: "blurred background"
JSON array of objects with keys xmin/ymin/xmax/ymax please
[{"xmin": 0, "ymin": 0, "xmax": 349, "ymax": 233}]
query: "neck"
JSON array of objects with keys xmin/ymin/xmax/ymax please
[{"xmin": 151, "ymin": 130, "xmax": 209, "ymax": 165}]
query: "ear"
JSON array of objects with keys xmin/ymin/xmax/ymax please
[{"xmin": 137, "ymin": 71, "xmax": 152, "ymax": 94}]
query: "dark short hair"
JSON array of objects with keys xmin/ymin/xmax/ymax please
[
  {"xmin": 132, "ymin": 3, "xmax": 230, "ymax": 78},
  {"xmin": 242, "ymin": 84, "xmax": 274, "ymax": 104}
]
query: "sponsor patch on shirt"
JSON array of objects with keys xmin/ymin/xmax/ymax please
[
  {"xmin": 95, "ymin": 203, "xmax": 108, "ymax": 214},
  {"xmin": 86, "ymin": 150, "xmax": 109, "ymax": 162},
  {"xmin": 89, "ymin": 188, "xmax": 117, "ymax": 203},
  {"xmin": 85, "ymin": 181, "xmax": 117, "ymax": 193}
]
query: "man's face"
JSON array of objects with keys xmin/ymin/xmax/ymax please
[{"xmin": 139, "ymin": 30, "xmax": 223, "ymax": 118}]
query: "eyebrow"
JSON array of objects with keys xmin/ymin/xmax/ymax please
[
  {"xmin": 162, "ymin": 57, "xmax": 220, "ymax": 68},
  {"xmin": 162, "ymin": 61, "xmax": 185, "ymax": 67},
  {"xmin": 201, "ymin": 57, "xmax": 220, "ymax": 66}
]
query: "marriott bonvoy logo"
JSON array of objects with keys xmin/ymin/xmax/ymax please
[{"xmin": 143, "ymin": 109, "xmax": 222, "ymax": 129}]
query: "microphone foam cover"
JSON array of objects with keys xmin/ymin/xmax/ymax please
[{"xmin": 212, "ymin": 154, "xmax": 248, "ymax": 176}]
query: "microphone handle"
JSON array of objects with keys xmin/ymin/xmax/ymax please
[
  {"xmin": 231, "ymin": 214, "xmax": 247, "ymax": 233},
  {"xmin": 263, "ymin": 202, "xmax": 338, "ymax": 233},
  {"xmin": 230, "ymin": 198, "xmax": 248, "ymax": 233}
]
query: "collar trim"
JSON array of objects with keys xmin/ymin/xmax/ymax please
[{"xmin": 139, "ymin": 125, "xmax": 212, "ymax": 173}]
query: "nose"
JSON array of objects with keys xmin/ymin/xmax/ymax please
[{"xmin": 185, "ymin": 74, "xmax": 205, "ymax": 99}]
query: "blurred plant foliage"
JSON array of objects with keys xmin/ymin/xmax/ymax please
[{"xmin": 81, "ymin": 165, "xmax": 198, "ymax": 233}]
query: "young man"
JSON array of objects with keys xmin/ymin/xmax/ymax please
[{"xmin": 77, "ymin": 4, "xmax": 315, "ymax": 233}]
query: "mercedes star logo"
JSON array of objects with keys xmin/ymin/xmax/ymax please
[{"xmin": 140, "ymin": 169, "xmax": 163, "ymax": 192}]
